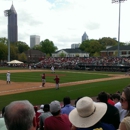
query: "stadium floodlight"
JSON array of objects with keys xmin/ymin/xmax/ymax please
[
  {"xmin": 112, "ymin": 0, "xmax": 127, "ymax": 3},
  {"xmin": 4, "ymin": 9, "xmax": 12, "ymax": 62},
  {"xmin": 112, "ymin": 0, "xmax": 127, "ymax": 57}
]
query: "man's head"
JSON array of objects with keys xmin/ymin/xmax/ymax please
[
  {"xmin": 4, "ymin": 100, "xmax": 36, "ymax": 130},
  {"xmin": 43, "ymin": 104, "xmax": 50, "ymax": 112},
  {"xmin": 97, "ymin": 92, "xmax": 108, "ymax": 103},
  {"xmin": 112, "ymin": 93, "xmax": 121, "ymax": 103},
  {"xmin": 50, "ymin": 100, "xmax": 61, "ymax": 116},
  {"xmin": 63, "ymin": 97, "xmax": 71, "ymax": 106}
]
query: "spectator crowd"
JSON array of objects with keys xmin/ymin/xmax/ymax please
[
  {"xmin": 36, "ymin": 57, "xmax": 130, "ymax": 70},
  {"xmin": 1, "ymin": 85, "xmax": 130, "ymax": 130}
]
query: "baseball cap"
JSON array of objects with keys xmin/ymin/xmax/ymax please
[
  {"xmin": 50, "ymin": 100, "xmax": 61, "ymax": 113},
  {"xmin": 40, "ymin": 104, "xmax": 44, "ymax": 109}
]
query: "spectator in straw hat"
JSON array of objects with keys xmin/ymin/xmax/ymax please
[{"xmin": 69, "ymin": 96, "xmax": 116, "ymax": 130}]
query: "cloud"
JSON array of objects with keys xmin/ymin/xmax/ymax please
[
  {"xmin": 85, "ymin": 22, "xmax": 100, "ymax": 30},
  {"xmin": 0, "ymin": 0, "xmax": 130, "ymax": 50}
]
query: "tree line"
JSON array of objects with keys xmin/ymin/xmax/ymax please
[
  {"xmin": 0, "ymin": 38, "xmax": 57, "ymax": 62},
  {"xmin": 0, "ymin": 37, "xmax": 129, "ymax": 62}
]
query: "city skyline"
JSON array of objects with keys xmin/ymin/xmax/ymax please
[
  {"xmin": 30, "ymin": 35, "xmax": 40, "ymax": 48},
  {"xmin": 0, "ymin": 0, "xmax": 130, "ymax": 50},
  {"xmin": 8, "ymin": 4, "xmax": 18, "ymax": 43}
]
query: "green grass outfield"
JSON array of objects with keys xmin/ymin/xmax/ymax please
[
  {"xmin": 0, "ymin": 68, "xmax": 129, "ymax": 110},
  {"xmin": 0, "ymin": 71, "xmax": 110, "ymax": 83}
]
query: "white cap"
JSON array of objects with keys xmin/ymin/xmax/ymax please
[{"xmin": 40, "ymin": 104, "xmax": 44, "ymax": 109}]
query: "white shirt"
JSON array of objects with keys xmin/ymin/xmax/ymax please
[
  {"xmin": 115, "ymin": 102, "xmax": 128, "ymax": 122},
  {"xmin": 6, "ymin": 72, "xmax": 10, "ymax": 78},
  {"xmin": 0, "ymin": 118, "xmax": 7, "ymax": 130},
  {"xmin": 51, "ymin": 66, "xmax": 54, "ymax": 71}
]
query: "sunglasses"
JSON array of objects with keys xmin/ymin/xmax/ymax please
[{"xmin": 120, "ymin": 97, "xmax": 127, "ymax": 103}]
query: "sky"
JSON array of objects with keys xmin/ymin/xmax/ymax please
[{"xmin": 0, "ymin": 0, "xmax": 130, "ymax": 50}]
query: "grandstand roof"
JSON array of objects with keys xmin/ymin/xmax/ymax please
[
  {"xmin": 101, "ymin": 45, "xmax": 130, "ymax": 52},
  {"xmin": 54, "ymin": 48, "xmax": 87, "ymax": 53}
]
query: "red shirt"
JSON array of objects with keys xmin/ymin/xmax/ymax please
[
  {"xmin": 54, "ymin": 77, "xmax": 60, "ymax": 84},
  {"xmin": 107, "ymin": 99, "xmax": 115, "ymax": 106},
  {"xmin": 35, "ymin": 112, "xmax": 41, "ymax": 128},
  {"xmin": 42, "ymin": 75, "xmax": 45, "ymax": 79},
  {"xmin": 44, "ymin": 114, "xmax": 72, "ymax": 130}
]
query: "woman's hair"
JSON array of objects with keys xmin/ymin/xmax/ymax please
[
  {"xmin": 123, "ymin": 86, "xmax": 130, "ymax": 111},
  {"xmin": 112, "ymin": 93, "xmax": 121, "ymax": 101}
]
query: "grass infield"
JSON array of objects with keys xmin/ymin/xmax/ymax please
[
  {"xmin": 0, "ymin": 71, "xmax": 110, "ymax": 83},
  {"xmin": 0, "ymin": 68, "xmax": 129, "ymax": 110}
]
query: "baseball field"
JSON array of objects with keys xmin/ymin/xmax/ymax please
[{"xmin": 0, "ymin": 68, "xmax": 130, "ymax": 110}]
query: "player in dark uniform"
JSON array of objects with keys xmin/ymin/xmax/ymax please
[
  {"xmin": 41, "ymin": 73, "xmax": 46, "ymax": 87},
  {"xmin": 54, "ymin": 75, "xmax": 60, "ymax": 90}
]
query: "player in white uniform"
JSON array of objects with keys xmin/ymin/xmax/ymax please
[
  {"xmin": 51, "ymin": 66, "xmax": 55, "ymax": 73},
  {"xmin": 6, "ymin": 71, "xmax": 11, "ymax": 84}
]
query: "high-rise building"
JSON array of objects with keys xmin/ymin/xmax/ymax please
[
  {"xmin": 71, "ymin": 43, "xmax": 80, "ymax": 49},
  {"xmin": 8, "ymin": 4, "xmax": 18, "ymax": 43},
  {"xmin": 82, "ymin": 32, "xmax": 88, "ymax": 43},
  {"xmin": 30, "ymin": 35, "xmax": 40, "ymax": 48}
]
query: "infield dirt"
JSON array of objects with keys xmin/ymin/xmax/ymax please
[{"xmin": 0, "ymin": 69, "xmax": 128, "ymax": 96}]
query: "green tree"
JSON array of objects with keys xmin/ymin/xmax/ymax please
[
  {"xmin": 80, "ymin": 39, "xmax": 103, "ymax": 56},
  {"xmin": 80, "ymin": 40, "xmax": 90, "ymax": 51},
  {"xmin": 15, "ymin": 41, "xmax": 30, "ymax": 53},
  {"xmin": 0, "ymin": 37, "xmax": 8, "ymax": 44},
  {"xmin": 89, "ymin": 40, "xmax": 102, "ymax": 56},
  {"xmin": 40, "ymin": 39, "xmax": 58, "ymax": 55},
  {"xmin": 18, "ymin": 52, "xmax": 27, "ymax": 62},
  {"xmin": 10, "ymin": 45, "xmax": 19, "ymax": 60},
  {"xmin": 98, "ymin": 37, "xmax": 117, "ymax": 47},
  {"xmin": 46, "ymin": 53, "xmax": 50, "ymax": 58},
  {"xmin": 59, "ymin": 52, "xmax": 66, "ymax": 57},
  {"xmin": 33, "ymin": 44, "xmax": 42, "ymax": 51},
  {"xmin": 120, "ymin": 42, "xmax": 126, "ymax": 46},
  {"xmin": 93, "ymin": 52, "xmax": 100, "ymax": 57},
  {"xmin": 0, "ymin": 42, "xmax": 8, "ymax": 61}
]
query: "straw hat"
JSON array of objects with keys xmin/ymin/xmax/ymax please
[{"xmin": 69, "ymin": 96, "xmax": 107, "ymax": 128}]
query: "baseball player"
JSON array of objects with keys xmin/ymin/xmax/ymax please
[
  {"xmin": 6, "ymin": 71, "xmax": 11, "ymax": 84},
  {"xmin": 54, "ymin": 75, "xmax": 60, "ymax": 90},
  {"xmin": 41, "ymin": 73, "xmax": 46, "ymax": 87}
]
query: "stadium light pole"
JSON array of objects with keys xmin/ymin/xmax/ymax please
[
  {"xmin": 112, "ymin": 0, "xmax": 127, "ymax": 57},
  {"xmin": 4, "ymin": 9, "xmax": 12, "ymax": 62}
]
